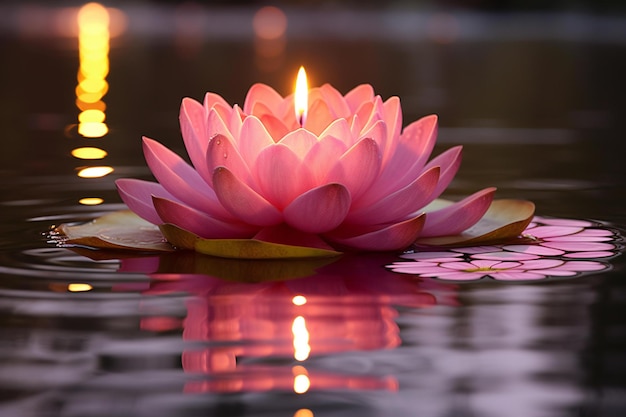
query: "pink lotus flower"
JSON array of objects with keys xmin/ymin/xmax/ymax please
[{"xmin": 116, "ymin": 82, "xmax": 495, "ymax": 251}]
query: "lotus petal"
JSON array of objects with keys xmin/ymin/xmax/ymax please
[
  {"xmin": 420, "ymin": 187, "xmax": 496, "ymax": 237},
  {"xmin": 254, "ymin": 144, "xmax": 314, "ymax": 209},
  {"xmin": 278, "ymin": 97, "xmax": 299, "ymax": 129},
  {"xmin": 284, "ymin": 183, "xmax": 351, "ymax": 233},
  {"xmin": 250, "ymin": 101, "xmax": 273, "ymax": 119},
  {"xmin": 180, "ymin": 98, "xmax": 210, "ymax": 179},
  {"xmin": 260, "ymin": 113, "xmax": 289, "ymax": 142},
  {"xmin": 381, "ymin": 96, "xmax": 402, "ymax": 161},
  {"xmin": 243, "ymin": 83, "xmax": 284, "ymax": 114},
  {"xmin": 304, "ymin": 98, "xmax": 335, "ymax": 136},
  {"xmin": 419, "ymin": 145, "xmax": 462, "ymax": 200},
  {"xmin": 398, "ymin": 115, "xmax": 438, "ymax": 173},
  {"xmin": 319, "ymin": 118, "xmax": 353, "ymax": 143},
  {"xmin": 360, "ymin": 96, "xmax": 385, "ymax": 134},
  {"xmin": 211, "ymin": 103, "xmax": 234, "ymax": 131},
  {"xmin": 326, "ymin": 138, "xmax": 382, "ymax": 201},
  {"xmin": 363, "ymin": 115, "xmax": 438, "ymax": 201},
  {"xmin": 351, "ymin": 102, "xmax": 374, "ymax": 136},
  {"xmin": 206, "ymin": 107, "xmax": 234, "ymax": 141},
  {"xmin": 319, "ymin": 83, "xmax": 351, "ymax": 118},
  {"xmin": 278, "ymin": 128, "xmax": 319, "ymax": 159},
  {"xmin": 525, "ymin": 225, "xmax": 583, "ymax": 239},
  {"xmin": 303, "ymin": 136, "xmax": 348, "ymax": 184},
  {"xmin": 345, "ymin": 84, "xmax": 375, "ymax": 111},
  {"xmin": 541, "ymin": 241, "xmax": 615, "ymax": 252},
  {"xmin": 238, "ymin": 116, "xmax": 275, "ymax": 165},
  {"xmin": 327, "ymin": 214, "xmax": 426, "ymax": 251},
  {"xmin": 116, "ymin": 178, "xmax": 176, "ymax": 225},
  {"xmin": 153, "ymin": 196, "xmax": 258, "ymax": 239},
  {"xmin": 212, "ymin": 166, "xmax": 283, "ymax": 226},
  {"xmin": 228, "ymin": 104, "xmax": 244, "ymax": 138},
  {"xmin": 142, "ymin": 137, "xmax": 232, "ymax": 219},
  {"xmin": 206, "ymin": 133, "xmax": 252, "ymax": 187},
  {"xmin": 416, "ymin": 199, "xmax": 536, "ymax": 247},
  {"xmin": 358, "ymin": 119, "xmax": 387, "ymax": 155},
  {"xmin": 349, "ymin": 166, "xmax": 439, "ymax": 224},
  {"xmin": 203, "ymin": 91, "xmax": 230, "ymax": 110}
]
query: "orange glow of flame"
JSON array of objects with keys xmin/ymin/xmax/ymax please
[{"xmin": 294, "ymin": 66, "xmax": 308, "ymax": 127}]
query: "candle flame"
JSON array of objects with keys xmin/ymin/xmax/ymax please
[{"xmin": 294, "ymin": 66, "xmax": 308, "ymax": 127}]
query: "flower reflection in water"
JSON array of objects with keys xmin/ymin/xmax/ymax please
[{"xmin": 117, "ymin": 253, "xmax": 457, "ymax": 394}]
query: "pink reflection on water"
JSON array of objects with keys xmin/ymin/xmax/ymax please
[{"xmin": 117, "ymin": 253, "xmax": 457, "ymax": 393}]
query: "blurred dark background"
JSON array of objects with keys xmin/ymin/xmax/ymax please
[{"xmin": 0, "ymin": 0, "xmax": 625, "ymax": 12}]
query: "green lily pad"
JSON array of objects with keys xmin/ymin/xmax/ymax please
[
  {"xmin": 160, "ymin": 223, "xmax": 342, "ymax": 259},
  {"xmin": 414, "ymin": 199, "xmax": 536, "ymax": 247},
  {"xmin": 57, "ymin": 210, "xmax": 174, "ymax": 252}
]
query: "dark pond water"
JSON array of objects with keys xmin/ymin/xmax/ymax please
[{"xmin": 1, "ymin": 4, "xmax": 626, "ymax": 417}]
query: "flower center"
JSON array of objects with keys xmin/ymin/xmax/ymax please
[
  {"xmin": 464, "ymin": 266, "xmax": 506, "ymax": 272},
  {"xmin": 522, "ymin": 233, "xmax": 544, "ymax": 243}
]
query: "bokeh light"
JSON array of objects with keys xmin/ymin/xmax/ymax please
[
  {"xmin": 292, "ymin": 316, "xmax": 311, "ymax": 361},
  {"xmin": 78, "ymin": 197, "xmax": 105, "ymax": 205},
  {"xmin": 71, "ymin": 147, "xmax": 108, "ymax": 159},
  {"xmin": 292, "ymin": 295, "xmax": 307, "ymax": 306},
  {"xmin": 294, "ymin": 408, "xmax": 314, "ymax": 417},
  {"xmin": 253, "ymin": 6, "xmax": 287, "ymax": 40},
  {"xmin": 71, "ymin": 2, "xmax": 119, "ymax": 206},
  {"xmin": 76, "ymin": 2, "xmax": 110, "ymax": 139},
  {"xmin": 293, "ymin": 374, "xmax": 311, "ymax": 394},
  {"xmin": 68, "ymin": 283, "xmax": 93, "ymax": 292},
  {"xmin": 77, "ymin": 166, "xmax": 114, "ymax": 178},
  {"xmin": 253, "ymin": 6, "xmax": 287, "ymax": 72},
  {"xmin": 78, "ymin": 122, "xmax": 108, "ymax": 138}
]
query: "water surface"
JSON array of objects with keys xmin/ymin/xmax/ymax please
[{"xmin": 1, "ymin": 5, "xmax": 625, "ymax": 417}]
